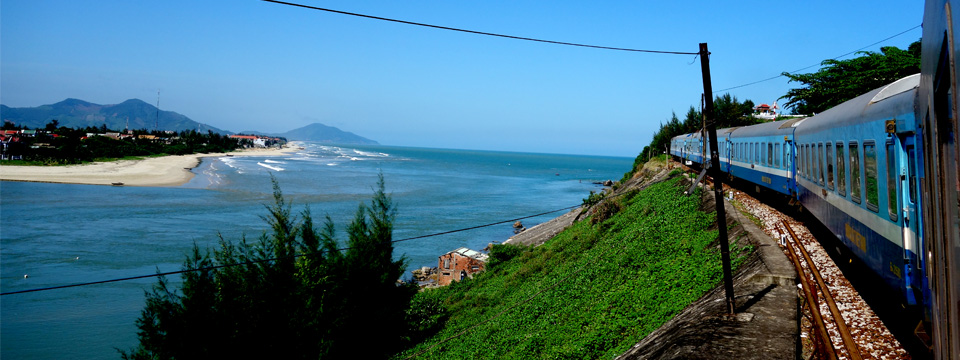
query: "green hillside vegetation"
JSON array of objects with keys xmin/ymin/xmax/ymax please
[
  {"xmin": 398, "ymin": 175, "xmax": 753, "ymax": 359},
  {"xmin": 3, "ymin": 121, "xmax": 242, "ymax": 165}
]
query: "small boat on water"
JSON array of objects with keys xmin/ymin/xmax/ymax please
[{"xmin": 111, "ymin": 182, "xmax": 124, "ymax": 186}]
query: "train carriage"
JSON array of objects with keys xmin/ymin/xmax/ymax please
[
  {"xmin": 663, "ymin": 2, "xmax": 960, "ymax": 355},
  {"xmin": 917, "ymin": 1, "xmax": 960, "ymax": 356},
  {"xmin": 793, "ymin": 74, "xmax": 921, "ymax": 304},
  {"xmin": 670, "ymin": 132, "xmax": 705, "ymax": 165},
  {"xmin": 714, "ymin": 127, "xmax": 737, "ymax": 173},
  {"xmin": 727, "ymin": 118, "xmax": 800, "ymax": 196}
]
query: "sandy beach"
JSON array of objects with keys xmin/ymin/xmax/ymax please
[{"xmin": 0, "ymin": 145, "xmax": 300, "ymax": 187}]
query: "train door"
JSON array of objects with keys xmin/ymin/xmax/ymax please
[
  {"xmin": 900, "ymin": 134, "xmax": 922, "ymax": 305},
  {"xmin": 784, "ymin": 139, "xmax": 796, "ymax": 196},
  {"xmin": 725, "ymin": 139, "xmax": 733, "ymax": 172}
]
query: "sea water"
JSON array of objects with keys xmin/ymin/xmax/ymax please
[{"xmin": 0, "ymin": 143, "xmax": 632, "ymax": 359}]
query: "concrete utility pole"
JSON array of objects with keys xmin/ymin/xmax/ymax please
[{"xmin": 699, "ymin": 43, "xmax": 736, "ymax": 315}]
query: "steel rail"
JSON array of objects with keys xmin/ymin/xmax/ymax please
[
  {"xmin": 776, "ymin": 223, "xmax": 838, "ymax": 360},
  {"xmin": 781, "ymin": 220, "xmax": 863, "ymax": 360}
]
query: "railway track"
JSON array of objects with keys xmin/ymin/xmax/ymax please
[{"xmin": 725, "ymin": 187, "xmax": 910, "ymax": 359}]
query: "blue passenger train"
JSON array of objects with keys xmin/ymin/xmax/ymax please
[
  {"xmin": 671, "ymin": 74, "xmax": 922, "ymax": 306},
  {"xmin": 669, "ymin": 14, "xmax": 960, "ymax": 353},
  {"xmin": 667, "ymin": 1, "xmax": 960, "ymax": 357}
]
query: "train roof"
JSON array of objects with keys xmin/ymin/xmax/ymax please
[
  {"xmin": 794, "ymin": 74, "xmax": 918, "ymax": 135},
  {"xmin": 671, "ymin": 132, "xmax": 700, "ymax": 141},
  {"xmin": 728, "ymin": 118, "xmax": 798, "ymax": 138},
  {"xmin": 716, "ymin": 127, "xmax": 738, "ymax": 136}
]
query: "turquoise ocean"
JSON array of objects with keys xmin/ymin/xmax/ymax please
[{"xmin": 0, "ymin": 143, "xmax": 632, "ymax": 359}]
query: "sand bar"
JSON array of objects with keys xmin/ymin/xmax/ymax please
[{"xmin": 0, "ymin": 144, "xmax": 301, "ymax": 187}]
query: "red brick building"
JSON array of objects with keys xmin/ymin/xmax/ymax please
[{"xmin": 437, "ymin": 247, "xmax": 488, "ymax": 286}]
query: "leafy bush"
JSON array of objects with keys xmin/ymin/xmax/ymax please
[
  {"xmin": 487, "ymin": 243, "xmax": 527, "ymax": 272},
  {"xmin": 590, "ymin": 198, "xmax": 623, "ymax": 225},
  {"xmin": 581, "ymin": 190, "xmax": 605, "ymax": 207},
  {"xmin": 404, "ymin": 293, "xmax": 449, "ymax": 345}
]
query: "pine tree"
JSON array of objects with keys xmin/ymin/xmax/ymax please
[{"xmin": 121, "ymin": 173, "xmax": 416, "ymax": 359}]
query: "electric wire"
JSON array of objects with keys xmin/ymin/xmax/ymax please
[
  {"xmin": 1, "ymin": 204, "xmax": 581, "ymax": 296},
  {"xmin": 261, "ymin": 0, "xmax": 699, "ymax": 55},
  {"xmin": 264, "ymin": 0, "xmax": 918, "ymax": 94},
  {"xmin": 713, "ymin": 24, "xmax": 922, "ymax": 93}
]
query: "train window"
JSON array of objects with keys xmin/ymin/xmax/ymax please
[
  {"xmin": 755, "ymin": 143, "xmax": 760, "ymax": 164},
  {"xmin": 907, "ymin": 145, "xmax": 916, "ymax": 203},
  {"xmin": 818, "ymin": 143, "xmax": 825, "ymax": 186},
  {"xmin": 798, "ymin": 145, "xmax": 804, "ymax": 177},
  {"xmin": 802, "ymin": 144, "xmax": 809, "ymax": 178},
  {"xmin": 886, "ymin": 142, "xmax": 898, "ymax": 221},
  {"xmin": 864, "ymin": 141, "xmax": 879, "ymax": 212},
  {"xmin": 763, "ymin": 142, "xmax": 769, "ymax": 165},
  {"xmin": 759, "ymin": 143, "xmax": 764, "ymax": 165},
  {"xmin": 767, "ymin": 143, "xmax": 773, "ymax": 167},
  {"xmin": 801, "ymin": 145, "xmax": 807, "ymax": 177},
  {"xmin": 836, "ymin": 142, "xmax": 846, "ymax": 196},
  {"xmin": 796, "ymin": 145, "xmax": 802, "ymax": 176},
  {"xmin": 850, "ymin": 142, "xmax": 861, "ymax": 204},
  {"xmin": 807, "ymin": 144, "xmax": 814, "ymax": 179},
  {"xmin": 826, "ymin": 143, "xmax": 834, "ymax": 190},
  {"xmin": 783, "ymin": 142, "xmax": 789, "ymax": 170},
  {"xmin": 774, "ymin": 143, "xmax": 780, "ymax": 168},
  {"xmin": 811, "ymin": 144, "xmax": 819, "ymax": 183}
]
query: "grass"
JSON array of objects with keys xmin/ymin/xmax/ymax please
[
  {"xmin": 730, "ymin": 198, "xmax": 764, "ymax": 230},
  {"xmin": 398, "ymin": 176, "xmax": 754, "ymax": 359}
]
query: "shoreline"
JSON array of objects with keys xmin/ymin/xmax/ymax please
[{"xmin": 0, "ymin": 143, "xmax": 302, "ymax": 187}]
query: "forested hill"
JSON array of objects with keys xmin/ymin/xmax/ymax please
[{"xmin": 0, "ymin": 98, "xmax": 229, "ymax": 134}]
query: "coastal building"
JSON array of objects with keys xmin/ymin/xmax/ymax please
[
  {"xmin": 753, "ymin": 102, "xmax": 779, "ymax": 120},
  {"xmin": 437, "ymin": 247, "xmax": 488, "ymax": 286},
  {"xmin": 228, "ymin": 134, "xmax": 273, "ymax": 148},
  {"xmin": 1, "ymin": 130, "xmax": 24, "ymax": 160}
]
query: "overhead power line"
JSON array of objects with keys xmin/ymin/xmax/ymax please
[
  {"xmin": 1, "ymin": 204, "xmax": 580, "ymax": 296},
  {"xmin": 713, "ymin": 24, "xmax": 922, "ymax": 93},
  {"xmin": 261, "ymin": 0, "xmax": 699, "ymax": 55}
]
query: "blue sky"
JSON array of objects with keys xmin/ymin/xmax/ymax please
[{"xmin": 1, "ymin": 1, "xmax": 922, "ymax": 157}]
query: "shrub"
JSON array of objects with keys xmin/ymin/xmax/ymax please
[
  {"xmin": 591, "ymin": 198, "xmax": 623, "ymax": 225},
  {"xmin": 582, "ymin": 190, "xmax": 605, "ymax": 207},
  {"xmin": 487, "ymin": 244, "xmax": 526, "ymax": 271}
]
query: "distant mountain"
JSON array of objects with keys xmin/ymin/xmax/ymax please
[
  {"xmin": 255, "ymin": 123, "xmax": 378, "ymax": 145},
  {"xmin": 0, "ymin": 98, "xmax": 229, "ymax": 134},
  {"xmin": 1, "ymin": 99, "xmax": 378, "ymax": 144}
]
